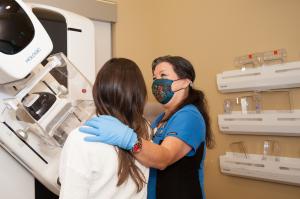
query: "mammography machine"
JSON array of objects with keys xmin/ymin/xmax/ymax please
[{"xmin": 0, "ymin": 0, "xmax": 111, "ymax": 198}]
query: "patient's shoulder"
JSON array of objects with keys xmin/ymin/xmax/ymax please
[{"xmin": 64, "ymin": 128, "xmax": 116, "ymax": 159}]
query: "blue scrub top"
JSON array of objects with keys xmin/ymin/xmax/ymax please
[{"xmin": 147, "ymin": 104, "xmax": 206, "ymax": 199}]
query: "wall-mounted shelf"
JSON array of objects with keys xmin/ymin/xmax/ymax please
[
  {"xmin": 216, "ymin": 61, "xmax": 300, "ymax": 93},
  {"xmin": 218, "ymin": 110, "xmax": 300, "ymax": 136},
  {"xmin": 220, "ymin": 152, "xmax": 300, "ymax": 186}
]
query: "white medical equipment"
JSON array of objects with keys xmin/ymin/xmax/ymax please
[
  {"xmin": 220, "ymin": 152, "xmax": 300, "ymax": 186},
  {"xmin": 0, "ymin": 0, "xmax": 111, "ymax": 198},
  {"xmin": 217, "ymin": 49, "xmax": 300, "ymax": 93},
  {"xmin": 216, "ymin": 61, "xmax": 300, "ymax": 93},
  {"xmin": 0, "ymin": 0, "xmax": 53, "ymax": 84},
  {"xmin": 218, "ymin": 110, "xmax": 300, "ymax": 136},
  {"xmin": 218, "ymin": 91, "xmax": 300, "ymax": 136}
]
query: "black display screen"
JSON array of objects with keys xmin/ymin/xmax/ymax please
[{"xmin": 0, "ymin": 0, "xmax": 35, "ymax": 55}]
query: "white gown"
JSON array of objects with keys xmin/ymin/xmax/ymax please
[{"xmin": 59, "ymin": 128, "xmax": 149, "ymax": 199}]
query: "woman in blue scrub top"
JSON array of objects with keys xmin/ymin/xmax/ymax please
[{"xmin": 80, "ymin": 55, "xmax": 215, "ymax": 199}]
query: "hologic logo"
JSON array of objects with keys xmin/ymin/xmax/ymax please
[{"xmin": 25, "ymin": 48, "xmax": 41, "ymax": 63}]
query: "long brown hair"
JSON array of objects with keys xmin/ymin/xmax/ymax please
[
  {"xmin": 152, "ymin": 55, "xmax": 215, "ymax": 149},
  {"xmin": 93, "ymin": 58, "xmax": 149, "ymax": 192}
]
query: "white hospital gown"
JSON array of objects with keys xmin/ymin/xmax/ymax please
[{"xmin": 59, "ymin": 128, "xmax": 149, "ymax": 199}]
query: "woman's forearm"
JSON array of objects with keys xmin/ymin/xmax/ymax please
[
  {"xmin": 133, "ymin": 139, "xmax": 172, "ymax": 170},
  {"xmin": 133, "ymin": 137, "xmax": 191, "ymax": 170}
]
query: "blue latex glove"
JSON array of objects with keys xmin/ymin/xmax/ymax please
[{"xmin": 79, "ymin": 115, "xmax": 137, "ymax": 150}]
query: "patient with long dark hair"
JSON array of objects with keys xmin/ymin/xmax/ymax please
[{"xmin": 59, "ymin": 58, "xmax": 150, "ymax": 199}]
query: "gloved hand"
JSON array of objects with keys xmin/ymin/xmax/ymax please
[{"xmin": 79, "ymin": 115, "xmax": 137, "ymax": 150}]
